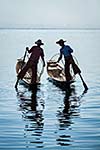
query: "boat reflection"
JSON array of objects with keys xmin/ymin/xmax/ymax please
[
  {"xmin": 16, "ymin": 85, "xmax": 45, "ymax": 149},
  {"xmin": 56, "ymin": 85, "xmax": 87, "ymax": 146}
]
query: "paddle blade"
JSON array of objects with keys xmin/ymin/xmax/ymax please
[
  {"xmin": 82, "ymin": 80, "xmax": 88, "ymax": 91},
  {"xmin": 79, "ymin": 73, "xmax": 88, "ymax": 91}
]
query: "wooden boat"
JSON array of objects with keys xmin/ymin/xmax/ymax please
[
  {"xmin": 47, "ymin": 54, "xmax": 75, "ymax": 89},
  {"xmin": 15, "ymin": 58, "xmax": 43, "ymax": 87}
]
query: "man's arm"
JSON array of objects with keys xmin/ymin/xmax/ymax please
[
  {"xmin": 27, "ymin": 46, "xmax": 34, "ymax": 53},
  {"xmin": 57, "ymin": 52, "xmax": 62, "ymax": 63},
  {"xmin": 68, "ymin": 46, "xmax": 73, "ymax": 53},
  {"xmin": 41, "ymin": 49, "xmax": 45, "ymax": 67},
  {"xmin": 41, "ymin": 56, "xmax": 45, "ymax": 67}
]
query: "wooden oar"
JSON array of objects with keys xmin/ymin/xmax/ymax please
[
  {"xmin": 15, "ymin": 47, "xmax": 28, "ymax": 89},
  {"xmin": 78, "ymin": 73, "xmax": 88, "ymax": 91},
  {"xmin": 71, "ymin": 55, "xmax": 88, "ymax": 91},
  {"xmin": 23, "ymin": 47, "xmax": 28, "ymax": 63}
]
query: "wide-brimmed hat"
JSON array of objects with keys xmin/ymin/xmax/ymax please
[
  {"xmin": 35, "ymin": 39, "xmax": 44, "ymax": 45},
  {"xmin": 56, "ymin": 39, "xmax": 66, "ymax": 44}
]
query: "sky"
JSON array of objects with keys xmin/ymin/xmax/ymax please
[{"xmin": 0, "ymin": 0, "xmax": 100, "ymax": 29}]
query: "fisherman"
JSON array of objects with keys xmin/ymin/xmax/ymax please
[
  {"xmin": 15, "ymin": 39, "xmax": 45, "ymax": 89},
  {"xmin": 56, "ymin": 39, "xmax": 81, "ymax": 82}
]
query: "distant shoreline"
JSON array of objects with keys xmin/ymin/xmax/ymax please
[{"xmin": 0, "ymin": 27, "xmax": 100, "ymax": 30}]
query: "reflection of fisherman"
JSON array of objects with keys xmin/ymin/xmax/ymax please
[
  {"xmin": 56, "ymin": 39, "xmax": 81, "ymax": 82},
  {"xmin": 30, "ymin": 86, "xmax": 38, "ymax": 111},
  {"xmin": 15, "ymin": 39, "xmax": 45, "ymax": 89}
]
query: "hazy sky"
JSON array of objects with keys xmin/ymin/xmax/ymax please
[{"xmin": 0, "ymin": 0, "xmax": 100, "ymax": 28}]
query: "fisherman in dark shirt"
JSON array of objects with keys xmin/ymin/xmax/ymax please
[
  {"xmin": 56, "ymin": 39, "xmax": 81, "ymax": 82},
  {"xmin": 15, "ymin": 39, "xmax": 45, "ymax": 89}
]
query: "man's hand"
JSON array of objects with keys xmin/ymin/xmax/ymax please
[
  {"xmin": 43, "ymin": 62, "xmax": 45, "ymax": 67},
  {"xmin": 26, "ymin": 47, "xmax": 29, "ymax": 51}
]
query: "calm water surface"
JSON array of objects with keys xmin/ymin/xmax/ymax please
[{"xmin": 0, "ymin": 29, "xmax": 100, "ymax": 150}]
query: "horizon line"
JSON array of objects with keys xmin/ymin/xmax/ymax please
[{"xmin": 0, "ymin": 27, "xmax": 100, "ymax": 30}]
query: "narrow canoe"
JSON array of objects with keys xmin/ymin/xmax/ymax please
[
  {"xmin": 47, "ymin": 60, "xmax": 75, "ymax": 89},
  {"xmin": 15, "ymin": 58, "xmax": 40, "ymax": 87}
]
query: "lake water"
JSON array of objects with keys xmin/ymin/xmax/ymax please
[{"xmin": 0, "ymin": 29, "xmax": 100, "ymax": 150}]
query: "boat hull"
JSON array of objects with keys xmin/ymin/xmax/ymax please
[
  {"xmin": 15, "ymin": 59, "xmax": 40, "ymax": 87},
  {"xmin": 47, "ymin": 61, "xmax": 75, "ymax": 90}
]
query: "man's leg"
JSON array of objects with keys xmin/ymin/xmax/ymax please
[
  {"xmin": 15, "ymin": 61, "xmax": 30, "ymax": 89},
  {"xmin": 71, "ymin": 56, "xmax": 81, "ymax": 75},
  {"xmin": 65, "ymin": 67, "xmax": 72, "ymax": 81},
  {"xmin": 65, "ymin": 60, "xmax": 72, "ymax": 81}
]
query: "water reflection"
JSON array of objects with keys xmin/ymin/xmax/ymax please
[
  {"xmin": 56, "ymin": 85, "xmax": 87, "ymax": 146},
  {"xmin": 16, "ymin": 85, "xmax": 45, "ymax": 149},
  {"xmin": 16, "ymin": 82, "xmax": 87, "ymax": 149}
]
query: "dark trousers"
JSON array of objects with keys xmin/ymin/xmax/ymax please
[
  {"xmin": 65, "ymin": 56, "xmax": 81, "ymax": 81},
  {"xmin": 18, "ymin": 60, "xmax": 37, "ymax": 84}
]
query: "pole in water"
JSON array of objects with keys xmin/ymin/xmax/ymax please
[
  {"xmin": 15, "ymin": 77, "xmax": 19, "ymax": 90},
  {"xmin": 79, "ymin": 73, "xmax": 88, "ymax": 91},
  {"xmin": 15, "ymin": 48, "xmax": 28, "ymax": 89}
]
